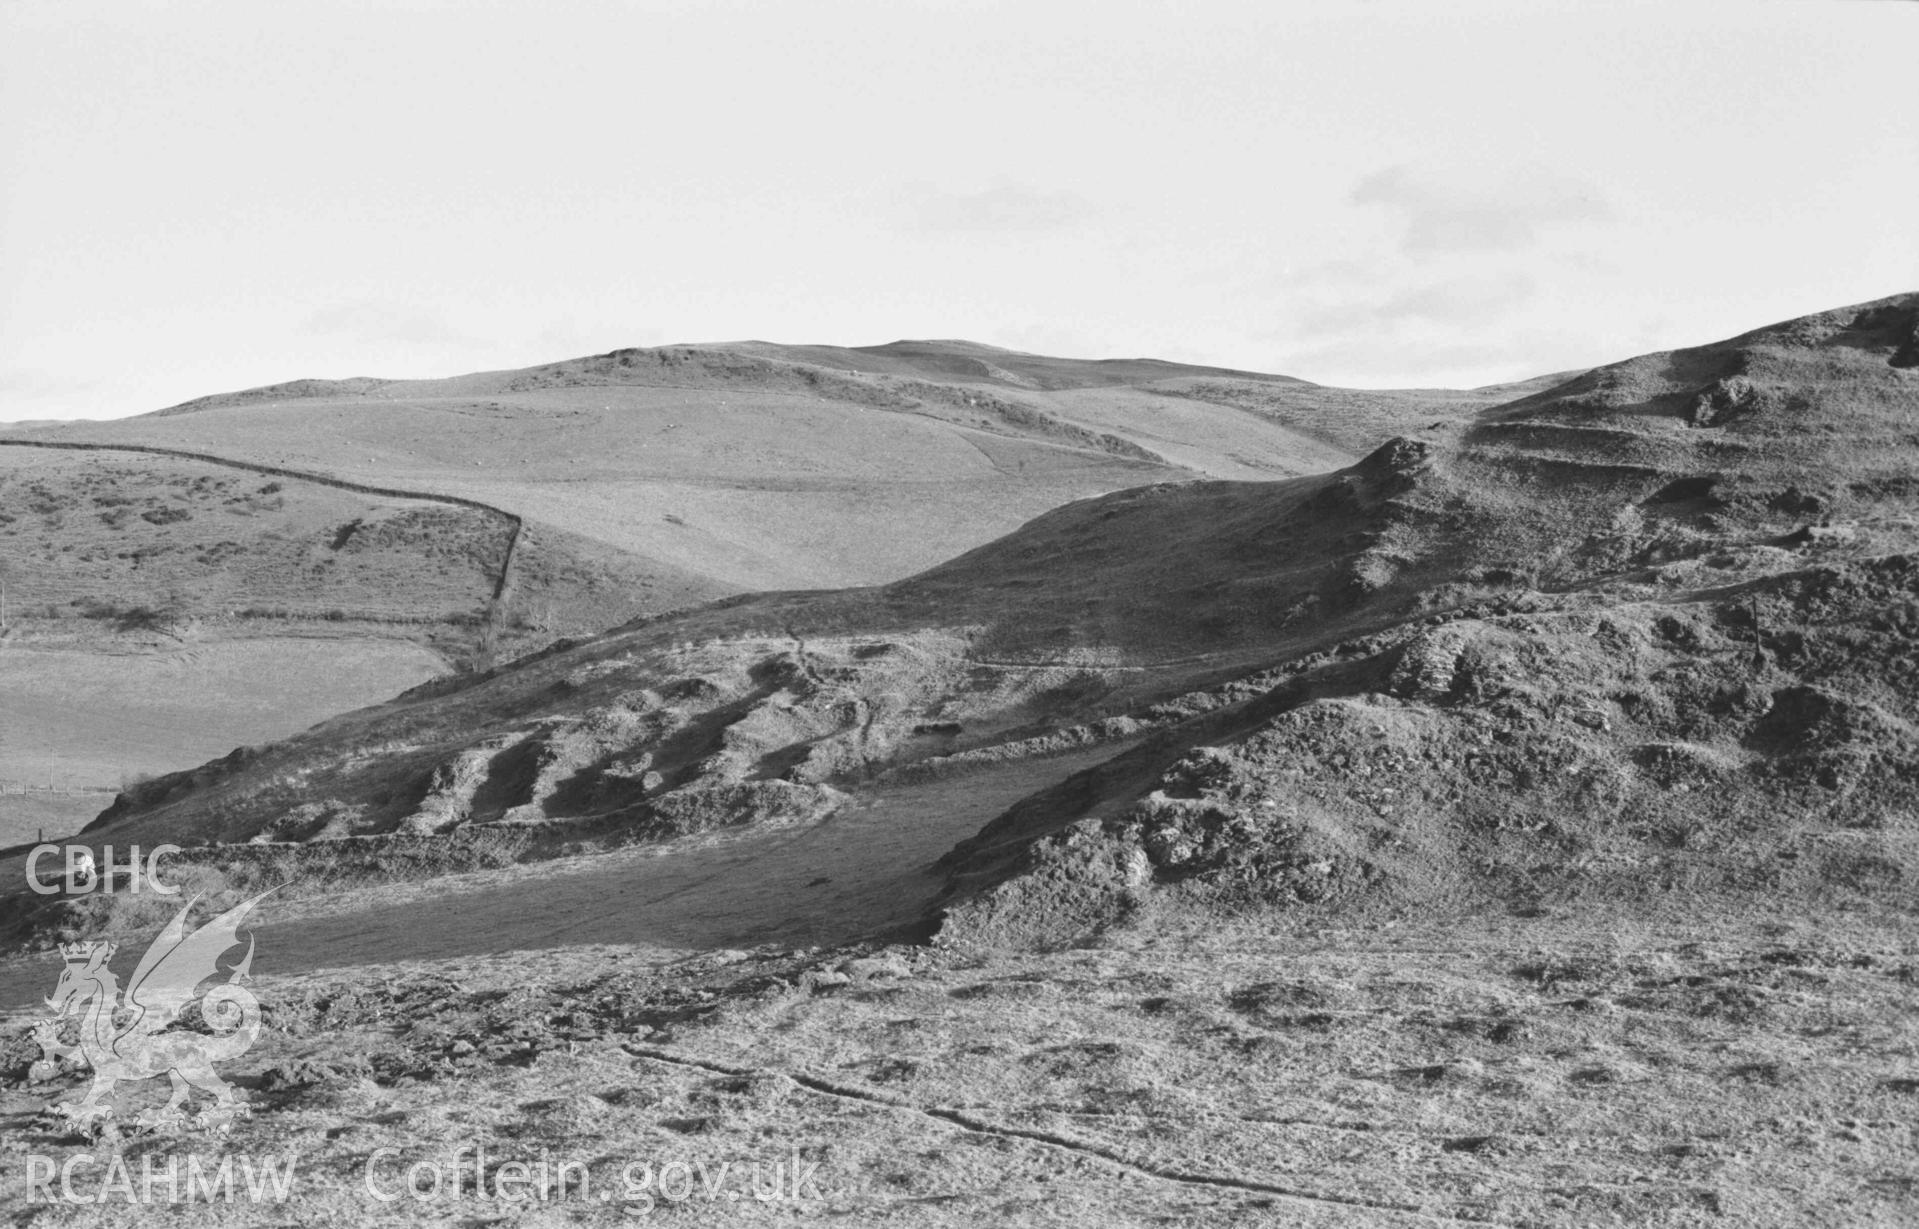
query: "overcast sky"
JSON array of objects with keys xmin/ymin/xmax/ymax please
[{"xmin": 2, "ymin": 0, "xmax": 1914, "ymax": 421}]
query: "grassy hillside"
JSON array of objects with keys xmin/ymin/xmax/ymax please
[
  {"xmin": 29, "ymin": 295, "xmax": 1914, "ymax": 922},
  {"xmin": 4, "ymin": 302, "xmax": 1916, "ymax": 1225},
  {"xmin": 0, "ymin": 338, "xmax": 1541, "ymax": 840},
  {"xmin": 0, "ymin": 447, "xmax": 506, "ymax": 625},
  {"xmin": 22, "ymin": 341, "xmax": 1537, "ymax": 593},
  {"xmin": 0, "ymin": 445, "xmax": 712, "ymax": 834}
]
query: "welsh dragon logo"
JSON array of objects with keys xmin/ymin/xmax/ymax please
[{"xmin": 34, "ymin": 891, "xmax": 273, "ymax": 1132}]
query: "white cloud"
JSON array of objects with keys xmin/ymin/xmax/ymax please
[{"xmin": 1350, "ymin": 164, "xmax": 1613, "ymax": 256}]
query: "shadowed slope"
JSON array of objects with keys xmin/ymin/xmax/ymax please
[{"xmin": 14, "ymin": 297, "xmax": 1914, "ymax": 956}]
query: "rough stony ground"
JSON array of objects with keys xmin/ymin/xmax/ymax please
[{"xmin": 3, "ymin": 903, "xmax": 1913, "ymax": 1225}]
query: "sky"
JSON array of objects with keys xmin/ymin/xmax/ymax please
[{"xmin": 1, "ymin": 0, "xmax": 1915, "ymax": 421}]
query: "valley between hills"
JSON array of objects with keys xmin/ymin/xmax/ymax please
[{"xmin": 2, "ymin": 302, "xmax": 1915, "ymax": 1225}]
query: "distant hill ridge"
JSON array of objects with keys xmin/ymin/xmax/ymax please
[{"xmin": 145, "ymin": 339, "xmax": 1320, "ymax": 416}]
